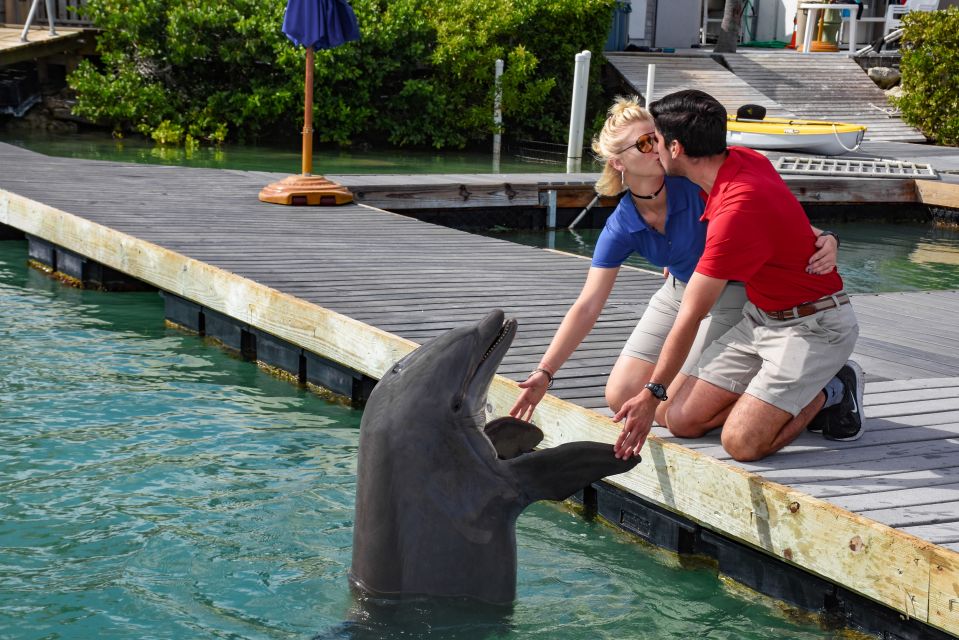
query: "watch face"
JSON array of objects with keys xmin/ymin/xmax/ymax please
[{"xmin": 645, "ymin": 383, "xmax": 666, "ymax": 399}]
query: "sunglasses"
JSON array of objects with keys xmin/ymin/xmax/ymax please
[{"xmin": 617, "ymin": 131, "xmax": 658, "ymax": 155}]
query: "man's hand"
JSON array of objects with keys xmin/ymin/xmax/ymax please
[
  {"xmin": 807, "ymin": 232, "xmax": 838, "ymax": 275},
  {"xmin": 612, "ymin": 392, "xmax": 658, "ymax": 459}
]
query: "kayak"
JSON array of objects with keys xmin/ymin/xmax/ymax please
[{"xmin": 726, "ymin": 117, "xmax": 867, "ymax": 156}]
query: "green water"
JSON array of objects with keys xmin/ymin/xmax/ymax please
[
  {"xmin": 480, "ymin": 221, "xmax": 959, "ymax": 294},
  {"xmin": 0, "ymin": 239, "xmax": 842, "ymax": 639},
  {"xmin": 0, "ymin": 130, "xmax": 593, "ymax": 175}
]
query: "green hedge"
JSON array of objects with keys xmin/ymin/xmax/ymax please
[
  {"xmin": 895, "ymin": 6, "xmax": 959, "ymax": 147},
  {"xmin": 68, "ymin": 0, "xmax": 615, "ymax": 148}
]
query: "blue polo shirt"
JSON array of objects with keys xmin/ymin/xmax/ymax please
[{"xmin": 591, "ymin": 176, "xmax": 707, "ymax": 283}]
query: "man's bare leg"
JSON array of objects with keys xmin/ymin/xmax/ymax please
[
  {"xmin": 664, "ymin": 376, "xmax": 739, "ymax": 438},
  {"xmin": 666, "ymin": 376, "xmax": 828, "ymax": 461},
  {"xmin": 720, "ymin": 391, "xmax": 826, "ymax": 461}
]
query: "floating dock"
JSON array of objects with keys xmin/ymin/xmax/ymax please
[{"xmin": 3, "ymin": 141, "xmax": 959, "ymax": 638}]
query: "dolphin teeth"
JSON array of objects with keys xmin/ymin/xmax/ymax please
[{"xmin": 480, "ymin": 321, "xmax": 510, "ymax": 363}]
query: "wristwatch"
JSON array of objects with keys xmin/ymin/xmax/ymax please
[
  {"xmin": 818, "ymin": 230, "xmax": 841, "ymax": 248},
  {"xmin": 644, "ymin": 382, "xmax": 668, "ymax": 401}
]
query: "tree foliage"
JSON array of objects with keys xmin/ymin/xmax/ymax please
[
  {"xmin": 69, "ymin": 0, "xmax": 616, "ymax": 148},
  {"xmin": 895, "ymin": 7, "xmax": 959, "ymax": 147}
]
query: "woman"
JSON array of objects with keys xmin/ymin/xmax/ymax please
[{"xmin": 509, "ymin": 96, "xmax": 836, "ymax": 424}]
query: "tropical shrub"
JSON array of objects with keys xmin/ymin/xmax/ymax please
[
  {"xmin": 895, "ymin": 6, "xmax": 959, "ymax": 146},
  {"xmin": 69, "ymin": 0, "xmax": 616, "ymax": 148}
]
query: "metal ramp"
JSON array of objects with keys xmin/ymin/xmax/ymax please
[{"xmin": 776, "ymin": 156, "xmax": 938, "ymax": 179}]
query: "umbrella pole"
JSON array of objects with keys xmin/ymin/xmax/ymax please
[
  {"xmin": 258, "ymin": 45, "xmax": 353, "ymax": 206},
  {"xmin": 302, "ymin": 46, "xmax": 314, "ymax": 176}
]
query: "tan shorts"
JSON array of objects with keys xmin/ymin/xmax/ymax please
[
  {"xmin": 622, "ymin": 278, "xmax": 748, "ymax": 375},
  {"xmin": 691, "ymin": 295, "xmax": 859, "ymax": 416}
]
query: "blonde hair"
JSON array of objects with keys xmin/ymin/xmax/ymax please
[{"xmin": 592, "ymin": 96, "xmax": 654, "ymax": 196}]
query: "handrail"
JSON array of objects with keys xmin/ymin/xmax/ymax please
[{"xmin": 17, "ymin": 0, "xmax": 92, "ymax": 42}]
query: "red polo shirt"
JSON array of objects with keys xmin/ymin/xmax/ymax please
[{"xmin": 694, "ymin": 147, "xmax": 843, "ymax": 311}]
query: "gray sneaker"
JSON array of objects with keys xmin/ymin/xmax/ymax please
[{"xmin": 822, "ymin": 360, "xmax": 865, "ymax": 441}]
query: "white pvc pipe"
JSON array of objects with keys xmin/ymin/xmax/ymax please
[
  {"xmin": 566, "ymin": 50, "xmax": 591, "ymax": 174},
  {"xmin": 493, "ymin": 59, "xmax": 503, "ymax": 161},
  {"xmin": 546, "ymin": 190, "xmax": 557, "ymax": 229},
  {"xmin": 19, "ymin": 0, "xmax": 41, "ymax": 42},
  {"xmin": 645, "ymin": 63, "xmax": 656, "ymax": 107},
  {"xmin": 45, "ymin": 0, "xmax": 57, "ymax": 35}
]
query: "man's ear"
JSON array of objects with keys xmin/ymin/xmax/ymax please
[{"xmin": 669, "ymin": 138, "xmax": 684, "ymax": 159}]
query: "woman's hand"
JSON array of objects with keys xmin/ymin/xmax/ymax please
[
  {"xmin": 807, "ymin": 232, "xmax": 838, "ymax": 275},
  {"xmin": 509, "ymin": 371, "xmax": 551, "ymax": 422}
]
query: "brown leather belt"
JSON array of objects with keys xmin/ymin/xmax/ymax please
[{"xmin": 763, "ymin": 293, "xmax": 851, "ymax": 321}]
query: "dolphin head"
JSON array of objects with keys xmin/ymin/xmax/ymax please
[{"xmin": 371, "ymin": 309, "xmax": 517, "ymax": 427}]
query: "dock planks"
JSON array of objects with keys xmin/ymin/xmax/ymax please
[
  {"xmin": 3, "ymin": 142, "xmax": 959, "ymax": 635},
  {"xmin": 606, "ymin": 51, "xmax": 925, "ymax": 144}
]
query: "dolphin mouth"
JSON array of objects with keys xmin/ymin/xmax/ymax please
[
  {"xmin": 480, "ymin": 318, "xmax": 516, "ymax": 366},
  {"xmin": 466, "ymin": 312, "xmax": 517, "ymax": 412}
]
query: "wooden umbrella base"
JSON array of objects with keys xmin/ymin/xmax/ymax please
[{"xmin": 258, "ymin": 174, "xmax": 354, "ymax": 206}]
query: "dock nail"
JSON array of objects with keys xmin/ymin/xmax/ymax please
[{"xmin": 788, "ymin": 501, "xmax": 800, "ymax": 513}]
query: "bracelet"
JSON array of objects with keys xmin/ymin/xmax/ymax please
[
  {"xmin": 819, "ymin": 230, "xmax": 840, "ymax": 248},
  {"xmin": 527, "ymin": 368, "xmax": 554, "ymax": 389}
]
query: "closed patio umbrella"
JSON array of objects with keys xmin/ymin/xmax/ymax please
[{"xmin": 259, "ymin": 0, "xmax": 360, "ymax": 206}]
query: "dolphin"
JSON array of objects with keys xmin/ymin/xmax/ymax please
[{"xmin": 349, "ymin": 309, "xmax": 639, "ymax": 604}]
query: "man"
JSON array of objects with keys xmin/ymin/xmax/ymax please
[{"xmin": 613, "ymin": 89, "xmax": 863, "ymax": 462}]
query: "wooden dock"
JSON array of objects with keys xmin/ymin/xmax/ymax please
[
  {"xmin": 0, "ymin": 25, "xmax": 91, "ymax": 66},
  {"xmin": 606, "ymin": 51, "xmax": 926, "ymax": 143},
  {"xmin": 3, "ymin": 141, "xmax": 959, "ymax": 637}
]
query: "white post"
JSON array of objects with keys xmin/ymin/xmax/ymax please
[
  {"xmin": 566, "ymin": 50, "xmax": 591, "ymax": 174},
  {"xmin": 546, "ymin": 189, "xmax": 557, "ymax": 229},
  {"xmin": 645, "ymin": 63, "xmax": 656, "ymax": 107},
  {"xmin": 492, "ymin": 59, "xmax": 503, "ymax": 173}
]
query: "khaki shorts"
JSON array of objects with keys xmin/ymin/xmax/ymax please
[
  {"xmin": 691, "ymin": 295, "xmax": 859, "ymax": 416},
  {"xmin": 622, "ymin": 278, "xmax": 748, "ymax": 375}
]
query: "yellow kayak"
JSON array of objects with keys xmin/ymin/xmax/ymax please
[{"xmin": 727, "ymin": 116, "xmax": 867, "ymax": 156}]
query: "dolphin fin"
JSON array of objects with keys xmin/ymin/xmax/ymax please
[
  {"xmin": 483, "ymin": 417, "xmax": 544, "ymax": 460},
  {"xmin": 506, "ymin": 441, "xmax": 639, "ymax": 505}
]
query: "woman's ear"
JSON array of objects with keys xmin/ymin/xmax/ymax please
[{"xmin": 608, "ymin": 155, "xmax": 625, "ymax": 173}]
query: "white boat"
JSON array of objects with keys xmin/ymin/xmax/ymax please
[{"xmin": 727, "ymin": 117, "xmax": 867, "ymax": 156}]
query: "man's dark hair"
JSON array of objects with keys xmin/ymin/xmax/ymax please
[{"xmin": 649, "ymin": 90, "xmax": 727, "ymax": 157}]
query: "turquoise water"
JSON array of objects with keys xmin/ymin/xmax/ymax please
[
  {"xmin": 480, "ymin": 221, "xmax": 959, "ymax": 294},
  {"xmin": 0, "ymin": 239, "xmax": 841, "ymax": 639}
]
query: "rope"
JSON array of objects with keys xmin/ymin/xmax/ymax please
[{"xmin": 831, "ymin": 124, "xmax": 865, "ymax": 154}]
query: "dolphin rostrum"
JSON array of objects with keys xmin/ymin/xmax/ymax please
[{"xmin": 349, "ymin": 309, "xmax": 639, "ymax": 604}]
